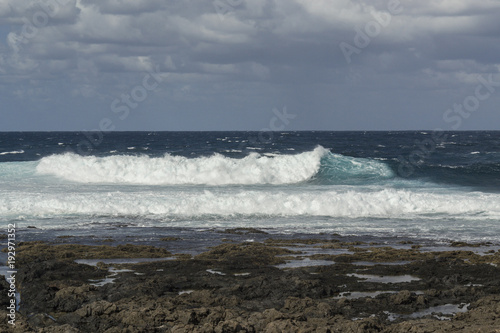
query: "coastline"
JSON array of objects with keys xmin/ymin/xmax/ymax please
[{"xmin": 2, "ymin": 229, "xmax": 500, "ymax": 332}]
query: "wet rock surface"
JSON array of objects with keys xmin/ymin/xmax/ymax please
[{"xmin": 2, "ymin": 237, "xmax": 500, "ymax": 332}]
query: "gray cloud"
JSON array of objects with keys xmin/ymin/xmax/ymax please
[{"xmin": 0, "ymin": 0, "xmax": 499, "ymax": 130}]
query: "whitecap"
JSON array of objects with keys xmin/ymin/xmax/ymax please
[{"xmin": 0, "ymin": 150, "xmax": 24, "ymax": 156}]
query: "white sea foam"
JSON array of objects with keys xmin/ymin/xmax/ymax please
[
  {"xmin": 34, "ymin": 146, "xmax": 327, "ymax": 185},
  {"xmin": 1, "ymin": 187, "xmax": 499, "ymax": 221}
]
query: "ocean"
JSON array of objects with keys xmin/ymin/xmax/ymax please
[{"xmin": 1, "ymin": 131, "xmax": 499, "ymax": 246}]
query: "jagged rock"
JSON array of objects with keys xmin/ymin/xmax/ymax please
[
  {"xmin": 6, "ymin": 240, "xmax": 500, "ymax": 332},
  {"xmin": 391, "ymin": 290, "xmax": 414, "ymax": 305},
  {"xmin": 75, "ymin": 300, "xmax": 117, "ymax": 317}
]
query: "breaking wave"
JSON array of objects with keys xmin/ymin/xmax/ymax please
[{"xmin": 36, "ymin": 146, "xmax": 394, "ymax": 185}]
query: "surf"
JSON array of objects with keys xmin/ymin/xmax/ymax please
[{"xmin": 2, "ymin": 187, "xmax": 499, "ymax": 222}]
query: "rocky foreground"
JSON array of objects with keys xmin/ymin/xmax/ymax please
[{"xmin": 2, "ymin": 233, "xmax": 500, "ymax": 332}]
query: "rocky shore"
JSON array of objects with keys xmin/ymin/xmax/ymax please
[{"xmin": 2, "ymin": 231, "xmax": 500, "ymax": 332}]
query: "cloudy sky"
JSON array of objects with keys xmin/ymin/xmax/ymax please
[{"xmin": 1, "ymin": 0, "xmax": 499, "ymax": 131}]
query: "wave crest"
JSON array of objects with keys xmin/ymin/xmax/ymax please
[{"xmin": 36, "ymin": 146, "xmax": 393, "ymax": 185}]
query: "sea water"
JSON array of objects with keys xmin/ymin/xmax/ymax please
[{"xmin": 0, "ymin": 131, "xmax": 499, "ymax": 244}]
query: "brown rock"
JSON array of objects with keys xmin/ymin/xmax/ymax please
[
  {"xmin": 75, "ymin": 300, "xmax": 117, "ymax": 317},
  {"xmin": 391, "ymin": 290, "xmax": 413, "ymax": 305}
]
